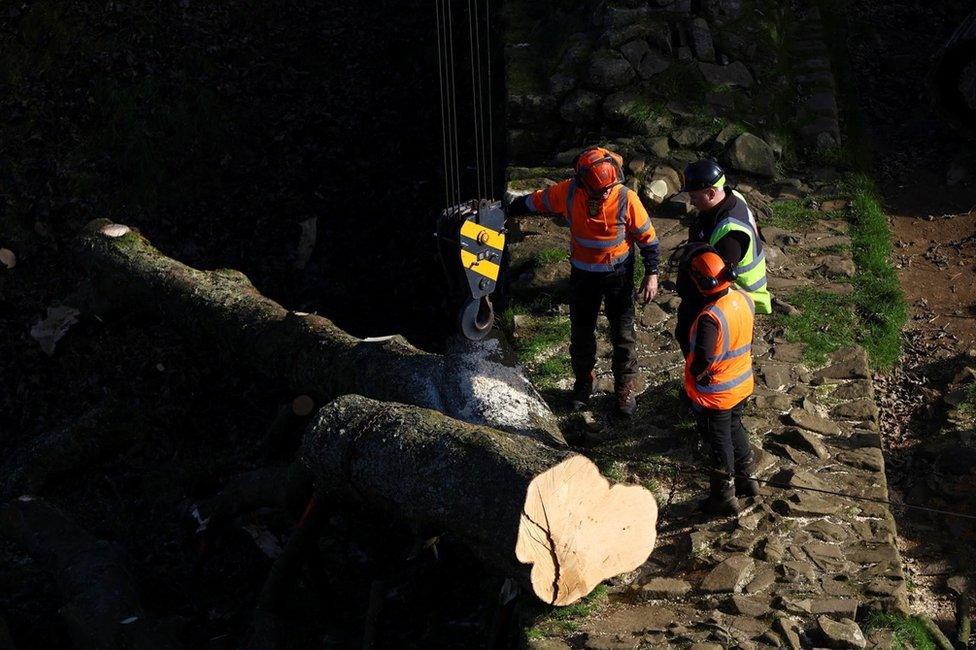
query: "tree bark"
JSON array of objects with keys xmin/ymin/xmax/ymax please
[
  {"xmin": 74, "ymin": 220, "xmax": 564, "ymax": 447},
  {"xmin": 0, "ymin": 497, "xmax": 179, "ymax": 650},
  {"xmin": 300, "ymin": 395, "xmax": 657, "ymax": 606}
]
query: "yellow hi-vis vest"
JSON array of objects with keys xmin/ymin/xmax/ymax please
[{"xmin": 710, "ymin": 190, "xmax": 772, "ymax": 314}]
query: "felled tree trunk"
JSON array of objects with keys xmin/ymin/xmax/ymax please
[
  {"xmin": 75, "ymin": 220, "xmax": 564, "ymax": 447},
  {"xmin": 300, "ymin": 395, "xmax": 657, "ymax": 606},
  {"xmin": 0, "ymin": 497, "xmax": 179, "ymax": 650}
]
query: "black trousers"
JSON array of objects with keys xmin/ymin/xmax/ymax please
[
  {"xmin": 569, "ymin": 258, "xmax": 637, "ymax": 383},
  {"xmin": 693, "ymin": 399, "xmax": 751, "ymax": 477}
]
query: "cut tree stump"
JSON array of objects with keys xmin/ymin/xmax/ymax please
[
  {"xmin": 0, "ymin": 497, "xmax": 179, "ymax": 650},
  {"xmin": 300, "ymin": 395, "xmax": 657, "ymax": 606},
  {"xmin": 75, "ymin": 220, "xmax": 564, "ymax": 447}
]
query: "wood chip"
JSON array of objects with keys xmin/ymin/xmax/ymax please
[{"xmin": 0, "ymin": 248, "xmax": 15, "ymax": 269}]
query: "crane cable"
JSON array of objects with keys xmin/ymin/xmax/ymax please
[{"xmin": 435, "ymin": 0, "xmax": 496, "ymax": 211}]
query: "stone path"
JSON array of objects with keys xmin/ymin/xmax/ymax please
[{"xmin": 506, "ymin": 182, "xmax": 908, "ymax": 648}]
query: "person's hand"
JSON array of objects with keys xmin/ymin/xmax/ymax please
[{"xmin": 639, "ymin": 274, "xmax": 659, "ymax": 304}]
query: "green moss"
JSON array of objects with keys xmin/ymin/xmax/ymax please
[
  {"xmin": 512, "ymin": 315, "xmax": 571, "ymax": 363},
  {"xmin": 523, "ymin": 584, "xmax": 610, "ymax": 637},
  {"xmin": 863, "ymin": 613, "xmax": 937, "ymax": 650}
]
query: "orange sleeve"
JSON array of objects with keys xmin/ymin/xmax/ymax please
[
  {"xmin": 628, "ymin": 193, "xmax": 657, "ymax": 245},
  {"xmin": 528, "ymin": 180, "xmax": 572, "ymax": 221}
]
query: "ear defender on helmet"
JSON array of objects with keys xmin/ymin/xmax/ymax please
[
  {"xmin": 689, "ymin": 250, "xmax": 735, "ymax": 295},
  {"xmin": 573, "ymin": 146, "xmax": 625, "ymax": 196}
]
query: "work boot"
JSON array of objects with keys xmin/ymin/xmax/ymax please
[
  {"xmin": 615, "ymin": 377, "xmax": 637, "ymax": 417},
  {"xmin": 700, "ymin": 474, "xmax": 739, "ymax": 516},
  {"xmin": 734, "ymin": 452, "xmax": 762, "ymax": 498},
  {"xmin": 571, "ymin": 371, "xmax": 595, "ymax": 411}
]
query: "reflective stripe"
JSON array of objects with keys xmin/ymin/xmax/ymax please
[
  {"xmin": 716, "ymin": 343, "xmax": 752, "ymax": 361},
  {"xmin": 570, "ymin": 250, "xmax": 631, "ymax": 272},
  {"xmin": 736, "ymin": 251, "xmax": 765, "ymax": 273},
  {"xmin": 630, "ymin": 219, "xmax": 651, "ymax": 236},
  {"xmin": 740, "ymin": 290, "xmax": 756, "ymax": 315},
  {"xmin": 566, "ymin": 181, "xmax": 577, "ymax": 225},
  {"xmin": 573, "ymin": 232, "xmax": 625, "ymax": 248},
  {"xmin": 697, "ymin": 368, "xmax": 753, "ymax": 393},
  {"xmin": 616, "ymin": 186, "xmax": 629, "ymax": 226},
  {"xmin": 716, "ymin": 216, "xmax": 760, "ymax": 254},
  {"xmin": 636, "ymin": 237, "xmax": 659, "ymax": 249},
  {"xmin": 541, "ymin": 189, "xmax": 554, "ymax": 213},
  {"xmin": 704, "ymin": 305, "xmax": 730, "ymax": 357},
  {"xmin": 742, "ymin": 276, "xmax": 768, "ymax": 292},
  {"xmin": 526, "ymin": 194, "xmax": 539, "ymax": 212}
]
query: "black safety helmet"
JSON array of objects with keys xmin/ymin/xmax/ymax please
[{"xmin": 681, "ymin": 159, "xmax": 726, "ymax": 193}]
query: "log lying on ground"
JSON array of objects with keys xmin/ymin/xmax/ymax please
[
  {"xmin": 0, "ymin": 497, "xmax": 179, "ymax": 650},
  {"xmin": 75, "ymin": 220, "xmax": 564, "ymax": 447},
  {"xmin": 300, "ymin": 395, "xmax": 657, "ymax": 606}
]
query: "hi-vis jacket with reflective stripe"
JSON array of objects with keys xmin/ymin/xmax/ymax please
[
  {"xmin": 527, "ymin": 181, "xmax": 659, "ymax": 273},
  {"xmin": 705, "ymin": 190, "xmax": 771, "ymax": 314},
  {"xmin": 684, "ymin": 288, "xmax": 755, "ymax": 410}
]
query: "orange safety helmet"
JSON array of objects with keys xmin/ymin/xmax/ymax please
[
  {"xmin": 689, "ymin": 250, "xmax": 736, "ymax": 296},
  {"xmin": 574, "ymin": 146, "xmax": 625, "ymax": 197}
]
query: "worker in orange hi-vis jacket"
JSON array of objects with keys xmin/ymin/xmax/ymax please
[
  {"xmin": 507, "ymin": 146, "xmax": 660, "ymax": 417},
  {"xmin": 682, "ymin": 248, "xmax": 762, "ymax": 516}
]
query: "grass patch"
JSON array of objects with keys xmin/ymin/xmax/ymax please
[
  {"xmin": 772, "ymin": 287, "xmax": 857, "ymax": 364},
  {"xmin": 535, "ymin": 247, "xmax": 569, "ymax": 266},
  {"xmin": 509, "ymin": 314, "xmax": 571, "ymax": 363},
  {"xmin": 863, "ymin": 613, "xmax": 936, "ymax": 650},
  {"xmin": 523, "ymin": 584, "xmax": 610, "ymax": 639},
  {"xmin": 768, "ymin": 199, "xmax": 831, "ymax": 232},
  {"xmin": 846, "ymin": 174, "xmax": 907, "ymax": 369},
  {"xmin": 531, "ymin": 354, "xmax": 572, "ymax": 388}
]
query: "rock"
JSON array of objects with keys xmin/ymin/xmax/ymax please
[
  {"xmin": 603, "ymin": 90, "xmax": 641, "ymax": 122},
  {"xmin": 818, "ymin": 257, "xmax": 856, "ymax": 277},
  {"xmin": 688, "ymin": 18, "xmax": 715, "ymax": 61},
  {"xmin": 787, "ymin": 407, "xmax": 841, "ymax": 435},
  {"xmin": 772, "ymin": 493, "xmax": 840, "ymax": 517},
  {"xmin": 810, "ymin": 599, "xmax": 858, "ymax": 618},
  {"xmin": 727, "ymin": 133, "xmax": 776, "ymax": 178},
  {"xmin": 671, "ymin": 126, "xmax": 715, "ymax": 149},
  {"xmin": 619, "ymin": 39, "xmax": 650, "ymax": 68},
  {"xmin": 774, "ymin": 616, "xmax": 803, "ymax": 650},
  {"xmin": 830, "ymin": 381, "xmax": 872, "ymax": 400},
  {"xmin": 639, "ymin": 301, "xmax": 668, "ymax": 328},
  {"xmin": 818, "ymin": 616, "xmax": 866, "ymax": 649},
  {"xmin": 585, "ymin": 54, "xmax": 635, "ymax": 91},
  {"xmin": 806, "ymin": 520, "xmax": 850, "ymax": 543},
  {"xmin": 754, "ymin": 393, "xmax": 792, "ymax": 411},
  {"xmin": 636, "ymin": 49, "xmax": 671, "ymax": 80},
  {"xmin": 777, "ymin": 428, "xmax": 829, "ymax": 458},
  {"xmin": 773, "ymin": 342, "xmax": 806, "ymax": 362},
  {"xmin": 780, "ymin": 561, "xmax": 816, "ymax": 582},
  {"xmin": 529, "ymin": 636, "xmax": 577, "ymax": 650},
  {"xmin": 732, "ymin": 594, "xmax": 770, "ymax": 616},
  {"xmin": 647, "ymin": 136, "xmax": 670, "ymax": 159},
  {"xmin": 831, "ymin": 398, "xmax": 878, "ymax": 422},
  {"xmin": 698, "ymin": 61, "xmax": 754, "ymax": 88},
  {"xmin": 760, "ymin": 363, "xmax": 791, "ymax": 390},
  {"xmin": 813, "ymin": 348, "xmax": 870, "ymax": 381},
  {"xmin": 835, "ymin": 448, "xmax": 884, "ymax": 472},
  {"xmin": 677, "ymin": 45, "xmax": 693, "ymax": 62},
  {"xmin": 703, "ymin": 0, "xmax": 742, "ymax": 24},
  {"xmin": 714, "ymin": 123, "xmax": 742, "ymax": 148},
  {"xmin": 560, "ymin": 90, "xmax": 601, "ymax": 123},
  {"xmin": 744, "ymin": 567, "xmax": 776, "ymax": 594},
  {"xmin": 700, "ymin": 555, "xmax": 755, "ymax": 593},
  {"xmin": 803, "ymin": 542, "xmax": 848, "ymax": 572},
  {"xmin": 640, "ymin": 577, "xmax": 692, "ymax": 599}
]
